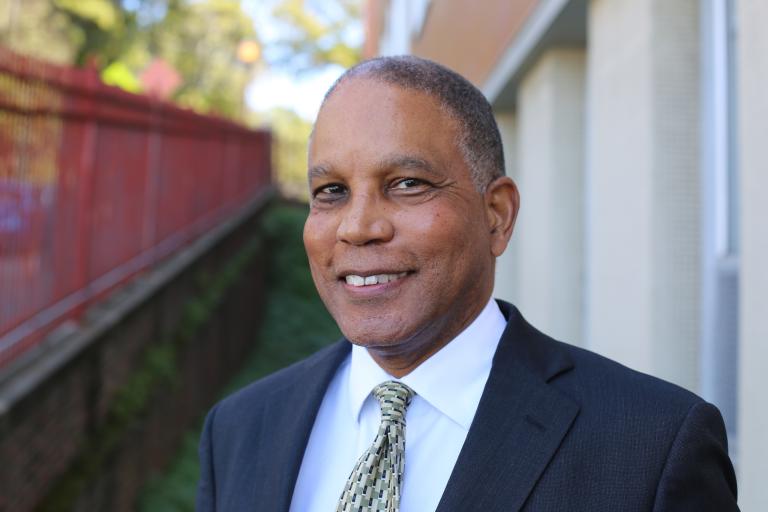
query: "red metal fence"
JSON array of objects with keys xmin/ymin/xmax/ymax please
[{"xmin": 0, "ymin": 47, "xmax": 271, "ymax": 368}]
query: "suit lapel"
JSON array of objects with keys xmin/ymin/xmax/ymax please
[
  {"xmin": 260, "ymin": 340, "xmax": 351, "ymax": 512},
  {"xmin": 436, "ymin": 302, "xmax": 580, "ymax": 512}
]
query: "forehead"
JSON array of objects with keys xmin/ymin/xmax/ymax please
[
  {"xmin": 320, "ymin": 76, "xmax": 449, "ymax": 120},
  {"xmin": 310, "ymin": 78, "xmax": 462, "ymax": 169}
]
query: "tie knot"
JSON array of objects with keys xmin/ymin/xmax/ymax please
[{"xmin": 372, "ymin": 381, "xmax": 414, "ymax": 424}]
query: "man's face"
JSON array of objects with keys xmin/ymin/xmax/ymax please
[{"xmin": 304, "ymin": 78, "xmax": 499, "ymax": 361}]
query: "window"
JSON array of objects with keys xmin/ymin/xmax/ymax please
[{"xmin": 700, "ymin": 0, "xmax": 739, "ymax": 459}]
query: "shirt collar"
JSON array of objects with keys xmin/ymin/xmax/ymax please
[{"xmin": 348, "ymin": 298, "xmax": 507, "ymax": 430}]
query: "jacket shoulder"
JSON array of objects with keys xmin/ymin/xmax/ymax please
[
  {"xmin": 497, "ymin": 300, "xmax": 703, "ymax": 414},
  {"xmin": 513, "ymin": 331, "xmax": 737, "ymax": 509},
  {"xmin": 212, "ymin": 339, "xmax": 349, "ymax": 423},
  {"xmin": 557, "ymin": 340, "xmax": 703, "ymax": 413}
]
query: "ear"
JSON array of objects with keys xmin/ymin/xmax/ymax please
[{"xmin": 484, "ymin": 176, "xmax": 520, "ymax": 257}]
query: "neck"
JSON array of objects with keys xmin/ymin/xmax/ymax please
[
  {"xmin": 366, "ymin": 338, "xmax": 453, "ymax": 377},
  {"xmin": 364, "ymin": 296, "xmax": 491, "ymax": 377}
]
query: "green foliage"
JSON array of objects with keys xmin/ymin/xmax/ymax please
[
  {"xmin": 53, "ymin": 0, "xmax": 120, "ymax": 30},
  {"xmin": 0, "ymin": 0, "xmax": 362, "ymax": 128},
  {"xmin": 0, "ymin": 0, "xmax": 258, "ymax": 118},
  {"xmin": 0, "ymin": 0, "xmax": 80, "ymax": 64},
  {"xmin": 250, "ymin": 107, "xmax": 313, "ymax": 200},
  {"xmin": 54, "ymin": 0, "xmax": 135, "ymax": 67},
  {"xmin": 138, "ymin": 432, "xmax": 201, "ymax": 512},
  {"xmin": 142, "ymin": 0, "xmax": 257, "ymax": 117},
  {"xmin": 138, "ymin": 203, "xmax": 339, "ymax": 511},
  {"xmin": 101, "ymin": 59, "xmax": 142, "ymax": 92},
  {"xmin": 271, "ymin": 0, "xmax": 362, "ymax": 70}
]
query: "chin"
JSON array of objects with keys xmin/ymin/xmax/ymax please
[
  {"xmin": 340, "ymin": 327, "xmax": 403, "ymax": 347},
  {"xmin": 337, "ymin": 318, "xmax": 416, "ymax": 348}
]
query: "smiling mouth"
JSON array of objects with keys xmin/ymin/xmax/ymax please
[{"xmin": 344, "ymin": 272, "xmax": 409, "ymax": 287}]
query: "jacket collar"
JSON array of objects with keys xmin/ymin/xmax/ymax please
[
  {"xmin": 264, "ymin": 340, "xmax": 351, "ymax": 512},
  {"xmin": 436, "ymin": 300, "xmax": 579, "ymax": 511}
]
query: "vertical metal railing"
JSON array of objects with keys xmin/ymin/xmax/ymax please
[{"xmin": 0, "ymin": 47, "xmax": 271, "ymax": 368}]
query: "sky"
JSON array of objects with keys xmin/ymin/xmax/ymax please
[
  {"xmin": 242, "ymin": 0, "xmax": 362, "ymax": 120},
  {"xmin": 245, "ymin": 65, "xmax": 345, "ymax": 120}
]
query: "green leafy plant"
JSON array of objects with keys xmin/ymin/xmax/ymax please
[{"xmin": 138, "ymin": 203, "xmax": 339, "ymax": 512}]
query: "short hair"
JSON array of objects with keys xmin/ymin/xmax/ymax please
[{"xmin": 320, "ymin": 55, "xmax": 505, "ymax": 191}]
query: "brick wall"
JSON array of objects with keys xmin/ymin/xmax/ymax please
[{"xmin": 0, "ymin": 193, "xmax": 273, "ymax": 512}]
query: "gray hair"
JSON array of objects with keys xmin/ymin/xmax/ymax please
[{"xmin": 320, "ymin": 55, "xmax": 505, "ymax": 191}]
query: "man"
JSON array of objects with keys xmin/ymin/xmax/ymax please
[{"xmin": 197, "ymin": 56, "xmax": 738, "ymax": 511}]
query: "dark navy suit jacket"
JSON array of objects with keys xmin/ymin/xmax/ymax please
[{"xmin": 196, "ymin": 301, "xmax": 738, "ymax": 511}]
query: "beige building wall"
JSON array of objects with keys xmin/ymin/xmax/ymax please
[
  {"xmin": 513, "ymin": 48, "xmax": 586, "ymax": 345},
  {"xmin": 585, "ymin": 0, "xmax": 700, "ymax": 390},
  {"xmin": 736, "ymin": 0, "xmax": 768, "ymax": 507},
  {"xmin": 369, "ymin": 0, "xmax": 539, "ymax": 86}
]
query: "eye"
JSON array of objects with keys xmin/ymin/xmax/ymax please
[
  {"xmin": 312, "ymin": 183, "xmax": 347, "ymax": 202},
  {"xmin": 316, "ymin": 183, "xmax": 345, "ymax": 195},
  {"xmin": 392, "ymin": 178, "xmax": 427, "ymax": 189}
]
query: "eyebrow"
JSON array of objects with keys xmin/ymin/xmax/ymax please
[
  {"xmin": 307, "ymin": 154, "xmax": 443, "ymax": 181},
  {"xmin": 377, "ymin": 154, "xmax": 440, "ymax": 177},
  {"xmin": 308, "ymin": 164, "xmax": 331, "ymax": 180}
]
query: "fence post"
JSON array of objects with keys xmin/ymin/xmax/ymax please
[{"xmin": 72, "ymin": 65, "xmax": 100, "ymax": 317}]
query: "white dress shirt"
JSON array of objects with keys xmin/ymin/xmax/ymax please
[{"xmin": 290, "ymin": 298, "xmax": 507, "ymax": 512}]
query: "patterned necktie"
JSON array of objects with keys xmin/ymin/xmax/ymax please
[{"xmin": 337, "ymin": 380, "xmax": 415, "ymax": 512}]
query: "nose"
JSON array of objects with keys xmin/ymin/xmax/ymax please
[{"xmin": 336, "ymin": 192, "xmax": 394, "ymax": 245}]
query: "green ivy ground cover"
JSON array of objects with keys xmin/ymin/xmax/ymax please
[{"xmin": 138, "ymin": 203, "xmax": 340, "ymax": 512}]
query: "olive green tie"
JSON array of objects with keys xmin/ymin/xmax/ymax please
[{"xmin": 337, "ymin": 381, "xmax": 415, "ymax": 512}]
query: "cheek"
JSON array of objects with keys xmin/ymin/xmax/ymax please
[
  {"xmin": 399, "ymin": 204, "xmax": 491, "ymax": 291},
  {"xmin": 303, "ymin": 212, "xmax": 336, "ymax": 266},
  {"xmin": 400, "ymin": 205, "xmax": 478, "ymax": 256}
]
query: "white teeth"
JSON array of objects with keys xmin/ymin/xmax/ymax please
[
  {"xmin": 346, "ymin": 275, "xmax": 365, "ymax": 286},
  {"xmin": 345, "ymin": 272, "xmax": 408, "ymax": 287}
]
